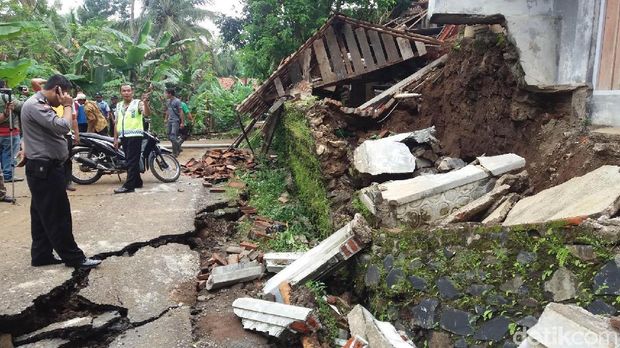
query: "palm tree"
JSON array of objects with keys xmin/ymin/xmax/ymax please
[{"xmin": 142, "ymin": 0, "xmax": 215, "ymax": 41}]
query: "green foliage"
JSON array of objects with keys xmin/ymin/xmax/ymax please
[
  {"xmin": 304, "ymin": 280, "xmax": 339, "ymax": 341},
  {"xmin": 279, "ymin": 102, "xmax": 333, "ymax": 238},
  {"xmin": 222, "ymin": 0, "xmax": 399, "ymax": 78},
  {"xmin": 241, "ymin": 165, "xmax": 314, "ymax": 251},
  {"xmin": 199, "ymin": 82, "xmax": 253, "ymax": 133},
  {"xmin": 0, "ymin": 59, "xmax": 33, "ymax": 87}
]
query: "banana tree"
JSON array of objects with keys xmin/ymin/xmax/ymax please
[{"xmin": 0, "ymin": 21, "xmax": 37, "ymax": 86}]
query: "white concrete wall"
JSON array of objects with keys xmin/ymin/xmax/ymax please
[
  {"xmin": 554, "ymin": 0, "xmax": 597, "ymax": 84},
  {"xmin": 428, "ymin": 0, "xmax": 554, "ymax": 19},
  {"xmin": 592, "ymin": 91, "xmax": 620, "ymax": 126}
]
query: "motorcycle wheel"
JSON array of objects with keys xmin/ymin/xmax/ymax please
[
  {"xmin": 150, "ymin": 153, "xmax": 181, "ymax": 183},
  {"xmin": 71, "ymin": 149, "xmax": 103, "ymax": 185}
]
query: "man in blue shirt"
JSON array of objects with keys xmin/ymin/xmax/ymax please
[
  {"xmin": 75, "ymin": 93, "xmax": 88, "ymax": 133},
  {"xmin": 95, "ymin": 93, "xmax": 112, "ymax": 136}
]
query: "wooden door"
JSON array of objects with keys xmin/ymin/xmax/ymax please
[{"xmin": 598, "ymin": 0, "xmax": 620, "ymax": 90}]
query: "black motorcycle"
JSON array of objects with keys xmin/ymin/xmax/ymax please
[{"xmin": 71, "ymin": 132, "xmax": 181, "ymax": 185}]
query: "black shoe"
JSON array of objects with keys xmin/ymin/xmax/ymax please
[
  {"xmin": 135, "ymin": 183, "xmax": 143, "ymax": 189},
  {"xmin": 1, "ymin": 196, "xmax": 15, "ymax": 203},
  {"xmin": 114, "ymin": 187, "xmax": 135, "ymax": 194},
  {"xmin": 32, "ymin": 256, "xmax": 64, "ymax": 267},
  {"xmin": 5, "ymin": 177, "xmax": 24, "ymax": 182},
  {"xmin": 66, "ymin": 184, "xmax": 77, "ymax": 192},
  {"xmin": 67, "ymin": 258, "xmax": 102, "ymax": 269}
]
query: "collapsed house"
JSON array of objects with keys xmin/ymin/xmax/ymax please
[{"xmin": 221, "ymin": 1, "xmax": 620, "ymax": 346}]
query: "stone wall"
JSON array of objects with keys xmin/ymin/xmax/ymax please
[{"xmin": 353, "ymin": 223, "xmax": 620, "ymax": 347}]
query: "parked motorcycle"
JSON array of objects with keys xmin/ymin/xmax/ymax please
[{"xmin": 71, "ymin": 132, "xmax": 181, "ymax": 185}]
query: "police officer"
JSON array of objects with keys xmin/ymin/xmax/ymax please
[
  {"xmin": 113, "ymin": 83, "xmax": 151, "ymax": 194},
  {"xmin": 21, "ymin": 74, "xmax": 101, "ymax": 269}
]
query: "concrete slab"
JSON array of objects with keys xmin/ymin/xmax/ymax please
[
  {"xmin": 0, "ymin": 148, "xmax": 206, "ymax": 319},
  {"xmin": 232, "ymin": 298, "xmax": 316, "ymax": 338},
  {"xmin": 18, "ymin": 338, "xmax": 69, "ymax": 348},
  {"xmin": 348, "ymin": 305, "xmax": 415, "ymax": 348},
  {"xmin": 378, "ymin": 165, "xmax": 489, "ymax": 205},
  {"xmin": 482, "ymin": 193, "xmax": 520, "ymax": 225},
  {"xmin": 78, "ymin": 244, "xmax": 199, "ymax": 323},
  {"xmin": 206, "ymin": 261, "xmax": 264, "ymax": 291},
  {"xmin": 504, "ymin": 166, "xmax": 620, "ymax": 226},
  {"xmin": 478, "ymin": 154, "xmax": 526, "ymax": 176},
  {"xmin": 353, "ymin": 139, "xmax": 416, "ymax": 176},
  {"xmin": 109, "ymin": 306, "xmax": 193, "ymax": 348},
  {"xmin": 15, "ymin": 317, "xmax": 92, "ymax": 345},
  {"xmin": 520, "ymin": 303, "xmax": 620, "ymax": 348},
  {"xmin": 263, "ymin": 214, "xmax": 371, "ymax": 295}
]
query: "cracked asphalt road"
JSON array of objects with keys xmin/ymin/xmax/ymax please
[{"xmin": 0, "ymin": 148, "xmax": 206, "ymax": 319}]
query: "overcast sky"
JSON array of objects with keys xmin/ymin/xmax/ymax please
[{"xmin": 59, "ymin": 0, "xmax": 244, "ymax": 35}]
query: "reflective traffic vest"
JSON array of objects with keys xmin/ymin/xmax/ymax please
[{"xmin": 116, "ymin": 99, "xmax": 143, "ymax": 138}]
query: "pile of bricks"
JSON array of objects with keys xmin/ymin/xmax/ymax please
[
  {"xmin": 197, "ymin": 241, "xmax": 264, "ymax": 290},
  {"xmin": 183, "ymin": 149, "xmax": 255, "ymax": 183}
]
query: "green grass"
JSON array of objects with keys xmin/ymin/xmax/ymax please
[
  {"xmin": 241, "ymin": 166, "xmax": 312, "ymax": 252},
  {"xmin": 278, "ymin": 103, "xmax": 333, "ymax": 238}
]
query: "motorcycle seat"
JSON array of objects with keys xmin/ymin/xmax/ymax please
[{"xmin": 81, "ymin": 133, "xmax": 114, "ymax": 143}]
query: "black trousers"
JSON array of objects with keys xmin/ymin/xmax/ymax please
[
  {"xmin": 26, "ymin": 160, "xmax": 85, "ymax": 264},
  {"xmin": 64, "ymin": 135, "xmax": 72, "ymax": 187},
  {"xmin": 121, "ymin": 137, "xmax": 143, "ymax": 189}
]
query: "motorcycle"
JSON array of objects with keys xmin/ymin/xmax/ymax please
[{"xmin": 71, "ymin": 132, "xmax": 181, "ymax": 185}]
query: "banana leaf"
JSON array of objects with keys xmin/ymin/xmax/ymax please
[
  {"xmin": 126, "ymin": 43, "xmax": 151, "ymax": 67},
  {"xmin": 0, "ymin": 59, "xmax": 33, "ymax": 87},
  {"xmin": 104, "ymin": 28, "xmax": 133, "ymax": 45},
  {"xmin": 136, "ymin": 20, "xmax": 152, "ymax": 45}
]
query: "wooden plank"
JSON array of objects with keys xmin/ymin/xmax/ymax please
[
  {"xmin": 324, "ymin": 26, "xmax": 347, "ymax": 79},
  {"xmin": 344, "ymin": 24, "xmax": 365, "ymax": 74},
  {"xmin": 261, "ymin": 99, "xmax": 285, "ymax": 154},
  {"xmin": 414, "ymin": 41, "xmax": 427, "ymax": 56},
  {"xmin": 312, "ymin": 39, "xmax": 336, "ymax": 83},
  {"xmin": 289, "ymin": 60, "xmax": 302, "ymax": 84},
  {"xmin": 396, "ymin": 37, "xmax": 415, "ymax": 60},
  {"xmin": 355, "ymin": 27, "xmax": 377, "ymax": 70},
  {"xmin": 368, "ymin": 30, "xmax": 387, "ymax": 66},
  {"xmin": 614, "ymin": 1, "xmax": 620, "ymax": 90},
  {"xmin": 274, "ymin": 77, "xmax": 285, "ymax": 97},
  {"xmin": 381, "ymin": 33, "xmax": 400, "ymax": 63},
  {"xmin": 336, "ymin": 31, "xmax": 353, "ymax": 75},
  {"xmin": 359, "ymin": 55, "xmax": 448, "ymax": 109},
  {"xmin": 301, "ymin": 48, "xmax": 312, "ymax": 82},
  {"xmin": 598, "ymin": 0, "xmax": 620, "ymax": 90}
]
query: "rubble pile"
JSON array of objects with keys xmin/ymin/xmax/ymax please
[
  {"xmin": 183, "ymin": 149, "xmax": 255, "ymax": 183},
  {"xmin": 360, "ymin": 153, "xmax": 528, "ymax": 227}
]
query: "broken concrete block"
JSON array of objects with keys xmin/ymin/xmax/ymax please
[
  {"xmin": 232, "ymin": 298, "xmax": 319, "ymax": 338},
  {"xmin": 483, "ymin": 193, "xmax": 520, "ymax": 224},
  {"xmin": 478, "ymin": 154, "xmax": 526, "ymax": 176},
  {"xmin": 519, "ymin": 303, "xmax": 620, "ymax": 348},
  {"xmin": 18, "ymin": 339, "xmax": 68, "ymax": 348},
  {"xmin": 504, "ymin": 166, "xmax": 620, "ymax": 226},
  {"xmin": 360, "ymin": 165, "xmax": 494, "ymax": 227},
  {"xmin": 207, "ymin": 261, "xmax": 264, "ymax": 291},
  {"xmin": 437, "ymin": 157, "xmax": 466, "ymax": 172},
  {"xmin": 348, "ymin": 305, "xmax": 416, "ymax": 348},
  {"xmin": 226, "ymin": 246, "xmax": 245, "ymax": 254},
  {"xmin": 264, "ymin": 252, "xmax": 306, "ymax": 273},
  {"xmin": 15, "ymin": 317, "xmax": 92, "ymax": 345},
  {"xmin": 354, "ymin": 138, "xmax": 416, "ymax": 176},
  {"xmin": 443, "ymin": 184, "xmax": 511, "ymax": 223},
  {"xmin": 263, "ymin": 214, "xmax": 371, "ymax": 295},
  {"xmin": 353, "ymin": 128, "xmax": 437, "ymax": 176}
]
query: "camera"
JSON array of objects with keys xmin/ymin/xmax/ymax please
[{"xmin": 0, "ymin": 88, "xmax": 12, "ymax": 96}]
